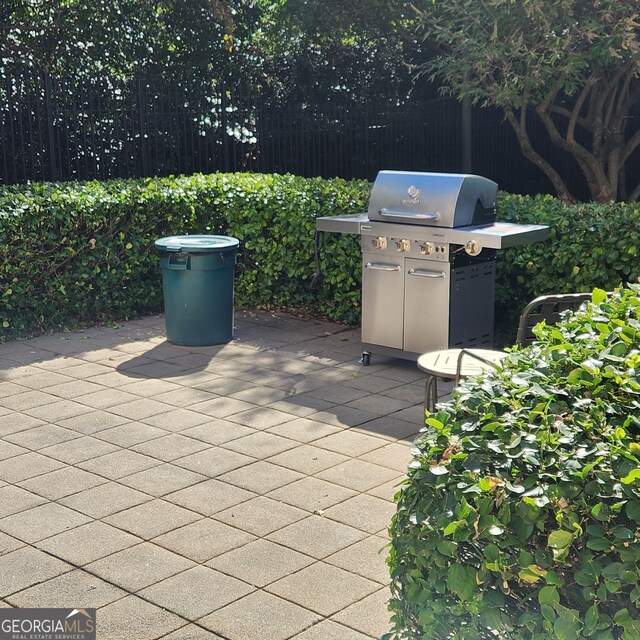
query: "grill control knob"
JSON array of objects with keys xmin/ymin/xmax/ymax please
[
  {"xmin": 372, "ymin": 236, "xmax": 387, "ymax": 250},
  {"xmin": 420, "ymin": 242, "xmax": 435, "ymax": 256},
  {"xmin": 396, "ymin": 239, "xmax": 410, "ymax": 252},
  {"xmin": 465, "ymin": 240, "xmax": 482, "ymax": 256}
]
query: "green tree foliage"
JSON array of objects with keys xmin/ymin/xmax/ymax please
[{"xmin": 412, "ymin": 0, "xmax": 640, "ymax": 203}]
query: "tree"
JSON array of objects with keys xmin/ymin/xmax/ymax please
[{"xmin": 412, "ymin": 0, "xmax": 640, "ymax": 202}]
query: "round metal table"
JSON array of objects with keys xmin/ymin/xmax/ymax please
[{"xmin": 417, "ymin": 348, "xmax": 508, "ymax": 412}]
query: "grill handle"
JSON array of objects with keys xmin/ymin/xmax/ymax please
[
  {"xmin": 408, "ymin": 268, "xmax": 446, "ymax": 279},
  {"xmin": 378, "ymin": 208, "xmax": 440, "ymax": 222},
  {"xmin": 364, "ymin": 262, "xmax": 401, "ymax": 272}
]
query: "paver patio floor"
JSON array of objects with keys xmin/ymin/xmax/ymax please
[{"xmin": 0, "ymin": 310, "xmax": 453, "ymax": 639}]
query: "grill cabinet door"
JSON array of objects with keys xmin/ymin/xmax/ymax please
[
  {"xmin": 403, "ymin": 259, "xmax": 450, "ymax": 354},
  {"xmin": 361, "ymin": 253, "xmax": 404, "ymax": 349}
]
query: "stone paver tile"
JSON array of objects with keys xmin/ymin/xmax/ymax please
[
  {"xmin": 154, "ymin": 519, "xmax": 255, "ymax": 563},
  {"xmin": 86, "ymin": 542, "xmax": 194, "ymax": 591},
  {"xmin": 24, "ymin": 400, "xmax": 93, "ymax": 423},
  {"xmin": 367, "ymin": 478, "xmax": 403, "ymax": 502},
  {"xmin": 0, "ymin": 485, "xmax": 47, "ymax": 518},
  {"xmin": 207, "ymin": 539, "xmax": 313, "ymax": 588},
  {"xmin": 332, "ymin": 587, "xmax": 393, "ymax": 638},
  {"xmin": 267, "ymin": 514, "xmax": 366, "ymax": 559},
  {"xmin": 103, "ymin": 398, "xmax": 173, "ymax": 421},
  {"xmin": 0, "ymin": 546, "xmax": 72, "ymax": 596},
  {"xmin": 173, "ymin": 448, "xmax": 254, "ymax": 478},
  {"xmin": 1, "ymin": 390, "xmax": 56, "ymax": 411},
  {"xmin": 0, "ymin": 441, "xmax": 28, "ymax": 461},
  {"xmin": 96, "ymin": 595, "xmax": 185, "ymax": 640},
  {"xmin": 199, "ymin": 590, "xmax": 320, "ymax": 640},
  {"xmin": 343, "ymin": 374, "xmax": 402, "ymax": 393},
  {"xmin": 141, "ymin": 408, "xmax": 213, "ymax": 431},
  {"xmin": 8, "ymin": 568, "xmax": 126, "ymax": 609},
  {"xmin": 118, "ymin": 379, "xmax": 183, "ymax": 398},
  {"xmin": 353, "ymin": 416, "xmax": 420, "ymax": 442},
  {"xmin": 326, "ymin": 535, "xmax": 391, "ymax": 585},
  {"xmin": 323, "ymin": 494, "xmax": 397, "ymax": 534},
  {"xmin": 36, "ymin": 521, "xmax": 142, "ymax": 566},
  {"xmin": 17, "ymin": 466, "xmax": 106, "ymax": 500},
  {"xmin": 45, "ymin": 380, "xmax": 105, "ymax": 399},
  {"xmin": 308, "ymin": 406, "xmax": 378, "ymax": 429},
  {"xmin": 226, "ymin": 407, "xmax": 296, "ymax": 430},
  {"xmin": 0, "ymin": 414, "xmax": 46, "ymax": 438},
  {"xmin": 192, "ymin": 377, "xmax": 253, "ymax": 397},
  {"xmin": 53, "ymin": 411, "xmax": 131, "ymax": 435},
  {"xmin": 180, "ymin": 421, "xmax": 255, "ymax": 445},
  {"xmin": 316, "ymin": 460, "xmax": 401, "ymax": 492},
  {"xmin": 164, "ymin": 479, "xmax": 255, "ymax": 516},
  {"xmin": 0, "ymin": 451, "xmax": 64, "ymax": 482},
  {"xmin": 104, "ymin": 499, "xmax": 201, "ymax": 539},
  {"xmin": 120, "ymin": 464, "xmax": 207, "ymax": 497},
  {"xmin": 218, "ymin": 461, "xmax": 304, "ymax": 494},
  {"xmin": 0, "ymin": 531, "xmax": 26, "ymax": 556},
  {"xmin": 131, "ymin": 434, "xmax": 210, "ymax": 461},
  {"xmin": 146, "ymin": 387, "xmax": 216, "ymax": 408},
  {"xmin": 313, "ymin": 430, "xmax": 387, "ymax": 457},
  {"xmin": 191, "ymin": 397, "xmax": 257, "ymax": 418},
  {"xmin": 389, "ymin": 404, "xmax": 424, "ymax": 424},
  {"xmin": 0, "ymin": 381, "xmax": 30, "ymax": 397},
  {"xmin": 380, "ymin": 382, "xmax": 424, "ymax": 402},
  {"xmin": 358, "ymin": 441, "xmax": 412, "ymax": 472},
  {"xmin": 139, "ymin": 566, "xmax": 254, "ymax": 620},
  {"xmin": 221, "ymin": 431, "xmax": 297, "ymax": 458},
  {"xmin": 59, "ymin": 362, "xmax": 115, "ymax": 379},
  {"xmin": 346, "ymin": 394, "xmax": 414, "ymax": 416},
  {"xmin": 160, "ymin": 625, "xmax": 223, "ymax": 639},
  {"xmin": 266, "ymin": 398, "xmax": 335, "ymax": 418},
  {"xmin": 77, "ymin": 449, "xmax": 161, "ymax": 479},
  {"xmin": 228, "ymin": 385, "xmax": 291, "ymax": 406},
  {"xmin": 290, "ymin": 619, "xmax": 372, "ymax": 640},
  {"xmin": 4, "ymin": 424, "xmax": 79, "ymax": 450},
  {"xmin": 267, "ymin": 561, "xmax": 380, "ymax": 617},
  {"xmin": 266, "ymin": 444, "xmax": 348, "ymax": 475},
  {"xmin": 39, "ymin": 435, "xmax": 120, "ymax": 464},
  {"xmin": 266, "ymin": 417, "xmax": 341, "ymax": 443},
  {"xmin": 59, "ymin": 482, "xmax": 152, "ymax": 518},
  {"xmin": 95, "ymin": 421, "xmax": 167, "ymax": 447},
  {"xmin": 0, "ymin": 502, "xmax": 91, "ymax": 543},
  {"xmin": 267, "ymin": 477, "xmax": 357, "ymax": 513},
  {"xmin": 304, "ymin": 384, "xmax": 369, "ymax": 405},
  {"xmin": 75, "ymin": 388, "xmax": 140, "ymax": 409},
  {"xmin": 162, "ymin": 625, "xmax": 225, "ymax": 639},
  {"xmin": 213, "ymin": 496, "xmax": 307, "ymax": 537}
]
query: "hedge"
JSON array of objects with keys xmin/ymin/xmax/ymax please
[
  {"xmin": 1, "ymin": 174, "xmax": 639, "ymax": 341},
  {"xmin": 0, "ymin": 173, "xmax": 366, "ymax": 339},
  {"xmin": 386, "ymin": 286, "xmax": 640, "ymax": 639}
]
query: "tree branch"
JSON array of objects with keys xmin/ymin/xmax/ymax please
[{"xmin": 504, "ymin": 106, "xmax": 576, "ymax": 203}]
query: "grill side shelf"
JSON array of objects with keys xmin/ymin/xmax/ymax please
[{"xmin": 315, "ymin": 214, "xmax": 368, "ymax": 234}]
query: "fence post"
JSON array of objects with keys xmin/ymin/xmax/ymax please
[
  {"xmin": 43, "ymin": 71, "xmax": 57, "ymax": 181},
  {"xmin": 461, "ymin": 97, "xmax": 472, "ymax": 173},
  {"xmin": 137, "ymin": 75, "xmax": 148, "ymax": 177}
]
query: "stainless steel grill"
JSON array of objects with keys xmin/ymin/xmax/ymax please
[{"xmin": 316, "ymin": 170, "xmax": 549, "ymax": 362}]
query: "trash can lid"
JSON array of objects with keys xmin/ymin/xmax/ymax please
[{"xmin": 155, "ymin": 235, "xmax": 239, "ymax": 253}]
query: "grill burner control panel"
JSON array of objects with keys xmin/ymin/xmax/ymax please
[{"xmin": 362, "ymin": 235, "xmax": 449, "ymax": 261}]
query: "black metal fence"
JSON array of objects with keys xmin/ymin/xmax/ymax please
[{"xmin": 0, "ymin": 67, "xmax": 576, "ymax": 196}]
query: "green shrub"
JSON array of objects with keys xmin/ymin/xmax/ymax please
[
  {"xmin": 0, "ymin": 173, "xmax": 367, "ymax": 339},
  {"xmin": 495, "ymin": 195, "xmax": 640, "ymax": 340},
  {"xmin": 387, "ymin": 286, "xmax": 640, "ymax": 639}
]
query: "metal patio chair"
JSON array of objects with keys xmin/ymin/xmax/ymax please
[{"xmin": 418, "ymin": 292, "xmax": 594, "ymax": 412}]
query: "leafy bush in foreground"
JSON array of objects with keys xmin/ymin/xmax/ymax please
[{"xmin": 387, "ymin": 286, "xmax": 640, "ymax": 639}]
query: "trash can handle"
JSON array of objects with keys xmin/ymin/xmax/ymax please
[{"xmin": 167, "ymin": 254, "xmax": 190, "ymax": 270}]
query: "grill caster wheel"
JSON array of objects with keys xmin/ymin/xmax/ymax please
[{"xmin": 360, "ymin": 351, "xmax": 371, "ymax": 366}]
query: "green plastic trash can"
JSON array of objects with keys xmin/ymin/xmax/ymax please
[{"xmin": 155, "ymin": 235, "xmax": 240, "ymax": 346}]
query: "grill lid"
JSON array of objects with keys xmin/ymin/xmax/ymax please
[{"xmin": 367, "ymin": 171, "xmax": 497, "ymax": 228}]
